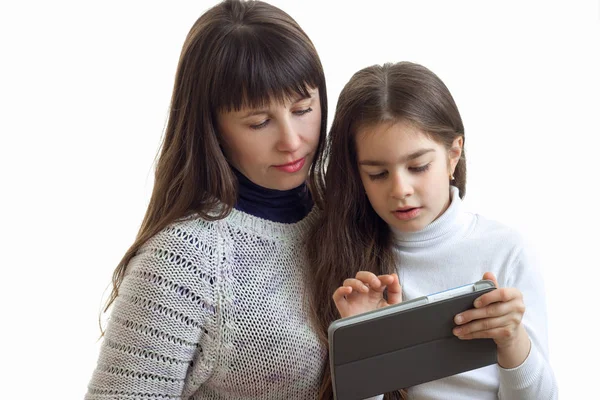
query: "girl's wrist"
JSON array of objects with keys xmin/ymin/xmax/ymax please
[{"xmin": 497, "ymin": 325, "xmax": 531, "ymax": 369}]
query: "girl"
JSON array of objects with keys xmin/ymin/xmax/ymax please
[
  {"xmin": 307, "ymin": 62, "xmax": 558, "ymax": 399},
  {"xmin": 86, "ymin": 1, "xmax": 330, "ymax": 398}
]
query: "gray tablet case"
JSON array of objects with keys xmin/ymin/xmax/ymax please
[{"xmin": 329, "ymin": 281, "xmax": 497, "ymax": 400}]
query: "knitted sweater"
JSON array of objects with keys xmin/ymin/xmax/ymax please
[
  {"xmin": 86, "ymin": 208, "xmax": 325, "ymax": 399},
  {"xmin": 391, "ymin": 187, "xmax": 558, "ymax": 399}
]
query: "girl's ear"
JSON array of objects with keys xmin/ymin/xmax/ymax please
[{"xmin": 448, "ymin": 136, "xmax": 463, "ymax": 174}]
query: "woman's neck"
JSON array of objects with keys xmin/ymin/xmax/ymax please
[{"xmin": 233, "ymin": 168, "xmax": 313, "ymax": 223}]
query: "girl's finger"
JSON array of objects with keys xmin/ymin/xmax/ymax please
[
  {"xmin": 332, "ymin": 286, "xmax": 353, "ymax": 302},
  {"xmin": 376, "ymin": 274, "xmax": 394, "ymax": 286},
  {"xmin": 482, "ymin": 271, "xmax": 499, "ymax": 288},
  {"xmin": 453, "ymin": 313, "xmax": 520, "ymax": 337},
  {"xmin": 473, "ymin": 287, "xmax": 522, "ymax": 309},
  {"xmin": 369, "ymin": 274, "xmax": 394, "ymax": 294},
  {"xmin": 342, "ymin": 278, "xmax": 369, "ymax": 293},
  {"xmin": 332, "ymin": 286, "xmax": 353, "ymax": 316},
  {"xmin": 456, "ymin": 325, "xmax": 518, "ymax": 341},
  {"xmin": 355, "ymin": 271, "xmax": 382, "ymax": 290},
  {"xmin": 383, "ymin": 273, "xmax": 402, "ymax": 305},
  {"xmin": 455, "ymin": 299, "xmax": 523, "ymax": 325}
]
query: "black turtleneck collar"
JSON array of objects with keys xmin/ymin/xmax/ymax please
[{"xmin": 233, "ymin": 168, "xmax": 313, "ymax": 223}]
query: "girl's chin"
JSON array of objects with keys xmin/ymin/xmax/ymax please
[{"xmin": 388, "ymin": 217, "xmax": 430, "ymax": 233}]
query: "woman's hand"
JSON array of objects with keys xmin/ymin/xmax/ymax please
[
  {"xmin": 453, "ymin": 272, "xmax": 531, "ymax": 368},
  {"xmin": 332, "ymin": 271, "xmax": 402, "ymax": 319}
]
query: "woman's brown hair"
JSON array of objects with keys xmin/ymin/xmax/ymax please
[
  {"xmin": 308, "ymin": 61, "xmax": 466, "ymax": 399},
  {"xmin": 101, "ymin": 0, "xmax": 327, "ymax": 325}
]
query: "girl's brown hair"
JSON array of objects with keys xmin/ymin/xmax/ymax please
[
  {"xmin": 308, "ymin": 61, "xmax": 466, "ymax": 399},
  {"xmin": 102, "ymin": 0, "xmax": 327, "ymax": 324}
]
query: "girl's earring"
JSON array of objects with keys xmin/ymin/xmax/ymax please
[{"xmin": 450, "ymin": 173, "xmax": 455, "ymax": 181}]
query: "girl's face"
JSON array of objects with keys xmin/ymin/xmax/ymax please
[
  {"xmin": 356, "ymin": 120, "xmax": 462, "ymax": 233},
  {"xmin": 217, "ymin": 89, "xmax": 321, "ymax": 190}
]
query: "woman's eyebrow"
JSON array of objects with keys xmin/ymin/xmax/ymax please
[
  {"xmin": 240, "ymin": 91, "xmax": 316, "ymax": 118},
  {"xmin": 289, "ymin": 92, "xmax": 314, "ymax": 105},
  {"xmin": 240, "ymin": 109, "xmax": 269, "ymax": 119}
]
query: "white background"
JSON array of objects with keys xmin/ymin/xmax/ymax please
[{"xmin": 1, "ymin": 0, "xmax": 598, "ymax": 398}]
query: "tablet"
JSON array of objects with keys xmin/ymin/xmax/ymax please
[{"xmin": 329, "ymin": 280, "xmax": 497, "ymax": 400}]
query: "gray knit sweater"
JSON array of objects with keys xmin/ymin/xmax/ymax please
[{"xmin": 86, "ymin": 208, "xmax": 325, "ymax": 399}]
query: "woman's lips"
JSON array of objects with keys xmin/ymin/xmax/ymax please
[{"xmin": 274, "ymin": 157, "xmax": 306, "ymax": 173}]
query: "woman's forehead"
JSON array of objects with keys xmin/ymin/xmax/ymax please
[{"xmin": 221, "ymin": 86, "xmax": 318, "ymax": 114}]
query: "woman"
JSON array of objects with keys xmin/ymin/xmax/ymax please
[{"xmin": 86, "ymin": 1, "xmax": 329, "ymax": 398}]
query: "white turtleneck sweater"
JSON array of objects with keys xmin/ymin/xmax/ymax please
[{"xmin": 390, "ymin": 187, "xmax": 557, "ymax": 399}]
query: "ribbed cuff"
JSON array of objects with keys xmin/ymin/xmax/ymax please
[{"xmin": 498, "ymin": 340, "xmax": 543, "ymax": 390}]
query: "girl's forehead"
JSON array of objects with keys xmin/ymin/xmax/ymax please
[
  {"xmin": 357, "ymin": 120, "xmax": 429, "ymax": 142},
  {"xmin": 355, "ymin": 121, "xmax": 443, "ymax": 158}
]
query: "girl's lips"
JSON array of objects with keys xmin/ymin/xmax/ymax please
[
  {"xmin": 274, "ymin": 157, "xmax": 305, "ymax": 173},
  {"xmin": 392, "ymin": 207, "xmax": 422, "ymax": 221}
]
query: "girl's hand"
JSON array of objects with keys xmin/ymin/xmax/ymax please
[
  {"xmin": 453, "ymin": 272, "xmax": 531, "ymax": 368},
  {"xmin": 332, "ymin": 271, "xmax": 402, "ymax": 319}
]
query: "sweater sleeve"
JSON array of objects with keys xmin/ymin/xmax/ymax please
[
  {"xmin": 497, "ymin": 240, "xmax": 558, "ymax": 399},
  {"xmin": 85, "ymin": 219, "xmax": 222, "ymax": 399}
]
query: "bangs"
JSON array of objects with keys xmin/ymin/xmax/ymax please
[{"xmin": 210, "ymin": 26, "xmax": 323, "ymax": 112}]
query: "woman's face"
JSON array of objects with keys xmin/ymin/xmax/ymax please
[{"xmin": 217, "ymin": 88, "xmax": 321, "ymax": 190}]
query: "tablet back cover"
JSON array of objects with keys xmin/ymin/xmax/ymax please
[{"xmin": 331, "ymin": 289, "xmax": 497, "ymax": 400}]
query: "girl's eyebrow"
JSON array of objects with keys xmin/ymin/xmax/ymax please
[{"xmin": 359, "ymin": 148, "xmax": 435, "ymax": 166}]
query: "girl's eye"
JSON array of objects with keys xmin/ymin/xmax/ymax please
[
  {"xmin": 368, "ymin": 171, "xmax": 388, "ymax": 181},
  {"xmin": 250, "ymin": 120, "xmax": 270, "ymax": 130},
  {"xmin": 293, "ymin": 107, "xmax": 312, "ymax": 116},
  {"xmin": 410, "ymin": 163, "xmax": 431, "ymax": 173}
]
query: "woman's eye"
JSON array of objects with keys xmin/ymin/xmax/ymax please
[
  {"xmin": 250, "ymin": 120, "xmax": 270, "ymax": 130},
  {"xmin": 293, "ymin": 107, "xmax": 312, "ymax": 116},
  {"xmin": 250, "ymin": 107, "xmax": 311, "ymax": 129},
  {"xmin": 410, "ymin": 163, "xmax": 431, "ymax": 173},
  {"xmin": 368, "ymin": 171, "xmax": 388, "ymax": 181}
]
